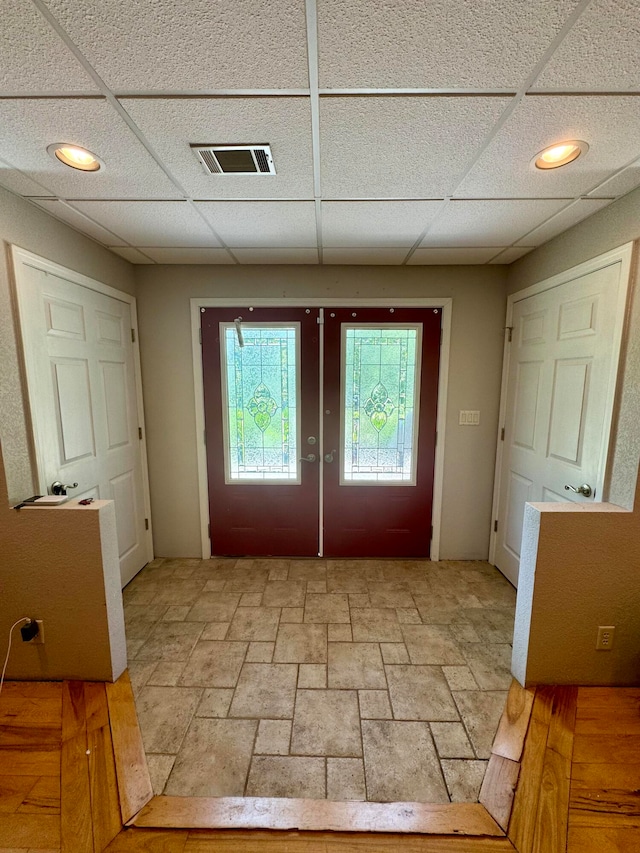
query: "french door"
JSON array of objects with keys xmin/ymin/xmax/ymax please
[{"xmin": 201, "ymin": 306, "xmax": 441, "ymax": 558}]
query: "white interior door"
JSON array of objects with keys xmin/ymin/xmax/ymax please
[
  {"xmin": 15, "ymin": 258, "xmax": 151, "ymax": 587},
  {"xmin": 493, "ymin": 255, "xmax": 629, "ymax": 586}
]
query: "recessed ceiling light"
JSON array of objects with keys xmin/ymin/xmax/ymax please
[
  {"xmin": 533, "ymin": 140, "xmax": 588, "ymax": 170},
  {"xmin": 47, "ymin": 143, "xmax": 102, "ymax": 172}
]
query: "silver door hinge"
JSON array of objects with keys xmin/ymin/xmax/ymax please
[
  {"xmin": 199, "ymin": 328, "xmax": 202, "ymax": 344},
  {"xmin": 138, "ymin": 427, "xmax": 143, "ymax": 440},
  {"xmin": 501, "ymin": 427, "xmax": 505, "ymax": 441},
  {"xmin": 494, "ymin": 520, "xmax": 498, "ymax": 533},
  {"xmin": 131, "ymin": 328, "xmax": 136, "ymax": 343},
  {"xmin": 316, "ymin": 315, "xmax": 324, "ymax": 325},
  {"xmin": 505, "ymin": 326, "xmax": 513, "ymax": 343},
  {"xmin": 208, "ymin": 523, "xmax": 211, "ymax": 538},
  {"xmin": 145, "ymin": 518, "xmax": 149, "ymax": 530}
]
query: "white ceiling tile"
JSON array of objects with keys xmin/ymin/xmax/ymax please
[
  {"xmin": 420, "ymin": 200, "xmax": 569, "ymax": 247},
  {"xmin": 70, "ymin": 201, "xmax": 222, "ymax": 247},
  {"xmin": 234, "ymin": 248, "xmax": 319, "ymax": 264},
  {"xmin": 489, "ymin": 247, "xmax": 535, "ymax": 264},
  {"xmin": 31, "ymin": 199, "xmax": 126, "ymax": 245},
  {"xmin": 0, "ymin": 99, "xmax": 181, "ymax": 199},
  {"xmin": 536, "ymin": 1, "xmax": 640, "ymax": 91},
  {"xmin": 196, "ymin": 202, "xmax": 316, "ymax": 247},
  {"xmin": 320, "ymin": 97, "xmax": 510, "ymax": 198},
  {"xmin": 0, "ymin": 3, "xmax": 98, "ymax": 94},
  {"xmin": 408, "ymin": 248, "xmax": 499, "ymax": 265},
  {"xmin": 323, "ymin": 248, "xmax": 407, "ymax": 265},
  {"xmin": 109, "ymin": 247, "xmax": 155, "ymax": 264},
  {"xmin": 514, "ymin": 198, "xmax": 612, "ymax": 246},
  {"xmin": 122, "ymin": 98, "xmax": 314, "ymax": 200},
  {"xmin": 0, "ymin": 159, "xmax": 55, "ymax": 197},
  {"xmin": 317, "ymin": 0, "xmax": 577, "ymax": 89},
  {"xmin": 456, "ymin": 96, "xmax": 640, "ymax": 199},
  {"xmin": 587, "ymin": 161, "xmax": 640, "ymax": 199},
  {"xmin": 322, "ymin": 201, "xmax": 444, "ymax": 247},
  {"xmin": 43, "ymin": 0, "xmax": 309, "ymax": 90},
  {"xmin": 141, "ymin": 248, "xmax": 234, "ymax": 264}
]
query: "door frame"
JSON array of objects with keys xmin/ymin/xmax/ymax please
[
  {"xmin": 10, "ymin": 245, "xmax": 154, "ymax": 565},
  {"xmin": 489, "ymin": 241, "xmax": 634, "ymax": 568},
  {"xmin": 191, "ymin": 297, "xmax": 452, "ymax": 560}
]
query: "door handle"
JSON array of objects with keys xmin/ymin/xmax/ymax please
[
  {"xmin": 299, "ymin": 454, "xmax": 317, "ymax": 463},
  {"xmin": 324, "ymin": 450, "xmax": 337, "ymax": 463},
  {"xmin": 51, "ymin": 480, "xmax": 79, "ymax": 496},
  {"xmin": 564, "ymin": 483, "xmax": 593, "ymax": 497}
]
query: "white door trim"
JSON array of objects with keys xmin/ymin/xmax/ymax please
[
  {"xmin": 489, "ymin": 242, "xmax": 634, "ymax": 567},
  {"xmin": 10, "ymin": 245, "xmax": 154, "ymax": 565},
  {"xmin": 191, "ymin": 297, "xmax": 452, "ymax": 561}
]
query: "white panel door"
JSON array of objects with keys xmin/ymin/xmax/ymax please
[
  {"xmin": 17, "ymin": 263, "xmax": 149, "ymax": 587},
  {"xmin": 494, "ymin": 261, "xmax": 625, "ymax": 586}
]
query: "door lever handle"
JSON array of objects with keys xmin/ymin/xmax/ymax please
[
  {"xmin": 564, "ymin": 483, "xmax": 593, "ymax": 497},
  {"xmin": 299, "ymin": 454, "xmax": 317, "ymax": 463},
  {"xmin": 324, "ymin": 450, "xmax": 337, "ymax": 463},
  {"xmin": 51, "ymin": 480, "xmax": 79, "ymax": 496}
]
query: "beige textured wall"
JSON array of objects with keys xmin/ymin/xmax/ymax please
[
  {"xmin": 135, "ymin": 264, "xmax": 508, "ymax": 559},
  {"xmin": 0, "ymin": 187, "xmax": 136, "ymax": 504},
  {"xmin": 0, "ymin": 442, "xmax": 126, "ymax": 682}
]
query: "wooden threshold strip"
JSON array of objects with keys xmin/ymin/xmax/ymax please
[
  {"xmin": 479, "ymin": 681, "xmax": 536, "ymax": 832},
  {"xmin": 106, "ymin": 670, "xmax": 153, "ymax": 824},
  {"xmin": 185, "ymin": 831, "xmax": 517, "ymax": 852},
  {"xmin": 132, "ymin": 795, "xmax": 505, "ymax": 836}
]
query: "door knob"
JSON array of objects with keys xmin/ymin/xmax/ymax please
[
  {"xmin": 299, "ymin": 454, "xmax": 317, "ymax": 463},
  {"xmin": 51, "ymin": 481, "xmax": 78, "ymax": 496},
  {"xmin": 564, "ymin": 483, "xmax": 593, "ymax": 497},
  {"xmin": 324, "ymin": 449, "xmax": 337, "ymax": 463}
]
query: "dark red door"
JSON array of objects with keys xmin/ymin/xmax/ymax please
[
  {"xmin": 202, "ymin": 306, "xmax": 440, "ymax": 557},
  {"xmin": 322, "ymin": 308, "xmax": 441, "ymax": 557},
  {"xmin": 201, "ymin": 307, "xmax": 320, "ymax": 556}
]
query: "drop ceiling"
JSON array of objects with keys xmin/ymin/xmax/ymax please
[{"xmin": 2, "ymin": 0, "xmax": 639, "ymax": 265}]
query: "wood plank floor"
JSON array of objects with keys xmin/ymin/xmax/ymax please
[{"xmin": 1, "ymin": 676, "xmax": 638, "ymax": 852}]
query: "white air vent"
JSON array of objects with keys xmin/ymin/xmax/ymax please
[{"xmin": 191, "ymin": 144, "xmax": 276, "ymax": 175}]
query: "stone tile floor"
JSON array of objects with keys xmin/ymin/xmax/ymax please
[{"xmin": 124, "ymin": 557, "xmax": 516, "ymax": 803}]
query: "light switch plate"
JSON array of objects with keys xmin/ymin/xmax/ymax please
[{"xmin": 459, "ymin": 410, "xmax": 480, "ymax": 425}]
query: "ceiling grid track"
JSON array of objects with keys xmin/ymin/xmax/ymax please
[
  {"xmin": 403, "ymin": 0, "xmax": 598, "ymax": 265},
  {"xmin": 24, "ymin": 196, "xmax": 159, "ymax": 263},
  {"xmin": 305, "ymin": 0, "xmax": 323, "ymax": 263},
  {"xmin": 30, "ymin": 0, "xmax": 238, "ymax": 264},
  {"xmin": 1, "ymin": 0, "xmax": 634, "ymax": 264},
  {"xmin": 30, "ymin": 0, "xmax": 189, "ymax": 199}
]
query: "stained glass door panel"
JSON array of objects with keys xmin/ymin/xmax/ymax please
[
  {"xmin": 202, "ymin": 307, "xmax": 320, "ymax": 556},
  {"xmin": 343, "ymin": 325, "xmax": 421, "ymax": 484},
  {"xmin": 323, "ymin": 308, "xmax": 441, "ymax": 557},
  {"xmin": 221, "ymin": 323, "xmax": 300, "ymax": 482}
]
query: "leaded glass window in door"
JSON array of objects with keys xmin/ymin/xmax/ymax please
[
  {"xmin": 342, "ymin": 325, "xmax": 422, "ymax": 484},
  {"xmin": 220, "ymin": 323, "xmax": 300, "ymax": 482}
]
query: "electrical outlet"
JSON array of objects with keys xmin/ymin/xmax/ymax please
[
  {"xmin": 596, "ymin": 625, "xmax": 615, "ymax": 650},
  {"xmin": 31, "ymin": 620, "xmax": 44, "ymax": 644}
]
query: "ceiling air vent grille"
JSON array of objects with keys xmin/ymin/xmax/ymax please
[{"xmin": 190, "ymin": 144, "xmax": 276, "ymax": 175}]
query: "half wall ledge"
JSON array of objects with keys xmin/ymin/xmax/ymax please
[
  {"xmin": 512, "ymin": 498, "xmax": 640, "ymax": 687},
  {"xmin": 0, "ymin": 442, "xmax": 126, "ymax": 682}
]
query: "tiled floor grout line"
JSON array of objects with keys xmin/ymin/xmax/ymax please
[{"xmin": 243, "ymin": 708, "xmax": 263, "ymax": 797}]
